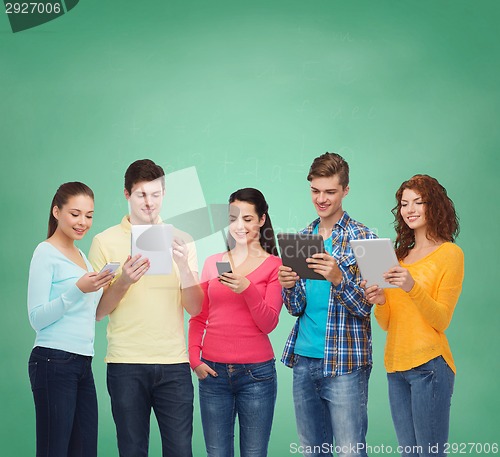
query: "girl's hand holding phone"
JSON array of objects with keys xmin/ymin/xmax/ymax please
[
  {"xmin": 219, "ymin": 272, "xmax": 250, "ymax": 294},
  {"xmin": 76, "ymin": 269, "xmax": 115, "ymax": 293}
]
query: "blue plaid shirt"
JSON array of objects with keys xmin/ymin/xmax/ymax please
[{"xmin": 281, "ymin": 212, "xmax": 377, "ymax": 377}]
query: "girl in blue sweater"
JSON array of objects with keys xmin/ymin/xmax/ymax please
[{"xmin": 27, "ymin": 182, "xmax": 113, "ymax": 457}]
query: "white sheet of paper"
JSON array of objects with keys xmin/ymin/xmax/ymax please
[{"xmin": 131, "ymin": 224, "xmax": 173, "ymax": 275}]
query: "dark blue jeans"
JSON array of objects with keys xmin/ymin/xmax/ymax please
[
  {"xmin": 28, "ymin": 346, "xmax": 98, "ymax": 457},
  {"xmin": 107, "ymin": 363, "xmax": 194, "ymax": 457},
  {"xmin": 199, "ymin": 358, "xmax": 277, "ymax": 457}
]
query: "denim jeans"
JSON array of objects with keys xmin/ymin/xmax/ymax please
[
  {"xmin": 199, "ymin": 358, "xmax": 277, "ymax": 457},
  {"xmin": 388, "ymin": 356, "xmax": 455, "ymax": 457},
  {"xmin": 28, "ymin": 346, "xmax": 98, "ymax": 457},
  {"xmin": 107, "ymin": 362, "xmax": 193, "ymax": 457},
  {"xmin": 292, "ymin": 355, "xmax": 371, "ymax": 457}
]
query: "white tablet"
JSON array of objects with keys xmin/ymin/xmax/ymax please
[
  {"xmin": 350, "ymin": 238, "xmax": 399, "ymax": 289},
  {"xmin": 131, "ymin": 224, "xmax": 173, "ymax": 275}
]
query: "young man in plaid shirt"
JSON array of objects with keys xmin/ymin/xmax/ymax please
[{"xmin": 279, "ymin": 152, "xmax": 376, "ymax": 457}]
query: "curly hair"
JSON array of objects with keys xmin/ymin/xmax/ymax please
[{"xmin": 392, "ymin": 174, "xmax": 459, "ymax": 260}]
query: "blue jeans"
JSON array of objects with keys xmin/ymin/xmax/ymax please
[
  {"xmin": 388, "ymin": 356, "xmax": 455, "ymax": 457},
  {"xmin": 28, "ymin": 346, "xmax": 98, "ymax": 457},
  {"xmin": 292, "ymin": 355, "xmax": 371, "ymax": 457},
  {"xmin": 199, "ymin": 358, "xmax": 277, "ymax": 457},
  {"xmin": 107, "ymin": 363, "xmax": 194, "ymax": 457}
]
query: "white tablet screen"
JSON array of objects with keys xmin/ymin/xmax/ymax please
[{"xmin": 350, "ymin": 238, "xmax": 399, "ymax": 289}]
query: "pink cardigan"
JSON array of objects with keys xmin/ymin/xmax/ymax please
[{"xmin": 188, "ymin": 253, "xmax": 283, "ymax": 368}]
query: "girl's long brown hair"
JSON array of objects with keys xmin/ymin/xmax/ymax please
[{"xmin": 393, "ymin": 174, "xmax": 459, "ymax": 260}]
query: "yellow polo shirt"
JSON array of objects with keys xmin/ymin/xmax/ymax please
[{"xmin": 88, "ymin": 216, "xmax": 198, "ymax": 364}]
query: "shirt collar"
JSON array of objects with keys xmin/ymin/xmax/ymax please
[
  {"xmin": 335, "ymin": 211, "xmax": 351, "ymax": 230},
  {"xmin": 120, "ymin": 215, "xmax": 164, "ymax": 233},
  {"xmin": 305, "ymin": 211, "xmax": 350, "ymax": 234},
  {"xmin": 120, "ymin": 215, "xmax": 131, "ymax": 233}
]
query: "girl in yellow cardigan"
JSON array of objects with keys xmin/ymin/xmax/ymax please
[{"xmin": 364, "ymin": 175, "xmax": 464, "ymax": 457}]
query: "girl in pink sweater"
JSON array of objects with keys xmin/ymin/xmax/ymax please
[{"xmin": 189, "ymin": 188, "xmax": 282, "ymax": 457}]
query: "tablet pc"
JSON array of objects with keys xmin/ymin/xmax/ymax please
[
  {"xmin": 131, "ymin": 224, "xmax": 173, "ymax": 275},
  {"xmin": 277, "ymin": 233, "xmax": 326, "ymax": 281},
  {"xmin": 350, "ymin": 238, "xmax": 399, "ymax": 288}
]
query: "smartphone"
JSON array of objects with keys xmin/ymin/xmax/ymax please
[
  {"xmin": 216, "ymin": 261, "xmax": 232, "ymax": 275},
  {"xmin": 98, "ymin": 262, "xmax": 120, "ymax": 275}
]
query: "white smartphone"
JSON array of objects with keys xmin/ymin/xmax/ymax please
[{"xmin": 98, "ymin": 262, "xmax": 120, "ymax": 275}]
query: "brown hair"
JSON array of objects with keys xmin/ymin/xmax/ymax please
[
  {"xmin": 47, "ymin": 182, "xmax": 94, "ymax": 238},
  {"xmin": 393, "ymin": 174, "xmax": 459, "ymax": 260},
  {"xmin": 124, "ymin": 159, "xmax": 165, "ymax": 194},
  {"xmin": 307, "ymin": 152, "xmax": 349, "ymax": 188}
]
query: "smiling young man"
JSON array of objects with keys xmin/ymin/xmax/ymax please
[
  {"xmin": 88, "ymin": 159, "xmax": 203, "ymax": 457},
  {"xmin": 278, "ymin": 152, "xmax": 376, "ymax": 457}
]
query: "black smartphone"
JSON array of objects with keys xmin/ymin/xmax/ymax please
[{"xmin": 216, "ymin": 261, "xmax": 232, "ymax": 275}]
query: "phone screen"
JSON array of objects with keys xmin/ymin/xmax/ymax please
[
  {"xmin": 216, "ymin": 261, "xmax": 232, "ymax": 275},
  {"xmin": 99, "ymin": 262, "xmax": 120, "ymax": 275}
]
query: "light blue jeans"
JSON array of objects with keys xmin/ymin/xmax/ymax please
[
  {"xmin": 199, "ymin": 358, "xmax": 277, "ymax": 457},
  {"xmin": 388, "ymin": 356, "xmax": 455, "ymax": 457},
  {"xmin": 293, "ymin": 355, "xmax": 371, "ymax": 457}
]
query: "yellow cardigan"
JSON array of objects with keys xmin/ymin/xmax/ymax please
[{"xmin": 374, "ymin": 242, "xmax": 464, "ymax": 374}]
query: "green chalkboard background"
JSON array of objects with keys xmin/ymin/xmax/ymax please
[{"xmin": 1, "ymin": 0, "xmax": 499, "ymax": 455}]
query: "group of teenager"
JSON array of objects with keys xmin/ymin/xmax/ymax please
[{"xmin": 27, "ymin": 153, "xmax": 464, "ymax": 457}]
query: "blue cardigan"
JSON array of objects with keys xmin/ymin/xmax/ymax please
[{"xmin": 27, "ymin": 242, "xmax": 102, "ymax": 356}]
